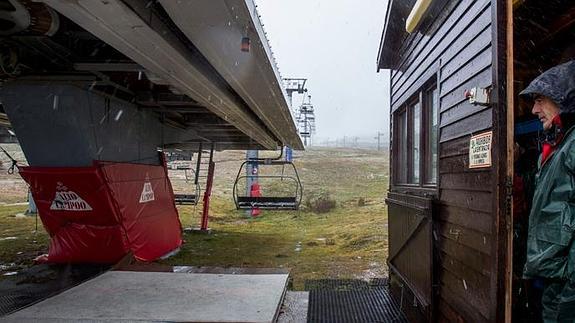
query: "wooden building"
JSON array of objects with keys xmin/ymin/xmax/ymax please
[{"xmin": 377, "ymin": 0, "xmax": 574, "ymax": 321}]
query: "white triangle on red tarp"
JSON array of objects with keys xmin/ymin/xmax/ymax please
[
  {"xmin": 139, "ymin": 175, "xmax": 155, "ymax": 203},
  {"xmin": 50, "ymin": 182, "xmax": 93, "ymax": 211}
]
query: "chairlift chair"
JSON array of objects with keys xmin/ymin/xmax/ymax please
[
  {"xmin": 166, "ymin": 152, "xmax": 200, "ymax": 205},
  {"xmin": 173, "ymin": 164, "xmax": 200, "ymax": 205},
  {"xmin": 232, "ymin": 150, "xmax": 303, "ymax": 211}
]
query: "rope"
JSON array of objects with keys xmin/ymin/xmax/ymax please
[
  {"xmin": 0, "ymin": 145, "xmax": 38, "ymax": 236},
  {"xmin": 0, "ymin": 145, "xmax": 18, "ymax": 174}
]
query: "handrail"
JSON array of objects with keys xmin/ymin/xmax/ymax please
[{"xmin": 246, "ymin": 148, "xmax": 284, "ymax": 162}]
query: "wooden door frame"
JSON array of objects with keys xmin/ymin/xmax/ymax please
[
  {"xmin": 491, "ymin": 0, "xmax": 514, "ymax": 322},
  {"xmin": 505, "ymin": 1, "xmax": 514, "ymax": 321}
]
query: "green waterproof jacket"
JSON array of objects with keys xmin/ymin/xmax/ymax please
[{"xmin": 523, "ymin": 126, "xmax": 575, "ymax": 282}]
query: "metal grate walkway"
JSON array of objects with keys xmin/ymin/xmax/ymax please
[{"xmin": 305, "ymin": 279, "xmax": 407, "ymax": 323}]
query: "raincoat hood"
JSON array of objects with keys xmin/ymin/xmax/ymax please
[{"xmin": 520, "ymin": 60, "xmax": 575, "ymax": 113}]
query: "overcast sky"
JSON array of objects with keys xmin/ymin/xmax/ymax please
[{"xmin": 255, "ymin": 0, "xmax": 391, "ymax": 141}]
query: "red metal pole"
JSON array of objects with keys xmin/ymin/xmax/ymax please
[{"xmin": 200, "ymin": 161, "xmax": 215, "ymax": 230}]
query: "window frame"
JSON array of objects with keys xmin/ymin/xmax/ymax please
[
  {"xmin": 392, "ymin": 79, "xmax": 439, "ymax": 192},
  {"xmin": 395, "ymin": 108, "xmax": 409, "ymax": 184},
  {"xmin": 422, "ymin": 83, "xmax": 439, "ymax": 187}
]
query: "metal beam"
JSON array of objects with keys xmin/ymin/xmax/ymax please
[
  {"xmin": 42, "ymin": 0, "xmax": 279, "ymax": 149},
  {"xmin": 136, "ymin": 92, "xmax": 203, "ymax": 107},
  {"xmin": 202, "ymin": 131, "xmax": 245, "ymax": 137},
  {"xmin": 0, "ymin": 113, "xmax": 11, "ymax": 127},
  {"xmin": 74, "ymin": 62, "xmax": 143, "ymax": 72},
  {"xmin": 163, "ymin": 141, "xmax": 265, "ymax": 151},
  {"xmin": 185, "ymin": 123, "xmax": 235, "ymax": 128},
  {"xmin": 17, "ymin": 74, "xmax": 97, "ymax": 82},
  {"xmin": 159, "ymin": 0, "xmax": 304, "ymax": 150},
  {"xmin": 136, "ymin": 100, "xmax": 207, "ymax": 109},
  {"xmin": 136, "ymin": 99, "xmax": 207, "ymax": 110}
]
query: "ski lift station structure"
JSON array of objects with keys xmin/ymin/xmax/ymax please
[
  {"xmin": 0, "ymin": 0, "xmax": 303, "ymax": 265},
  {"xmin": 0, "ymin": 2, "xmax": 310, "ymax": 321},
  {"xmin": 378, "ymin": 0, "xmax": 574, "ymax": 322}
]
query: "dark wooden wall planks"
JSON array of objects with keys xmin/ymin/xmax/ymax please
[{"xmin": 388, "ymin": 0, "xmax": 496, "ymax": 321}]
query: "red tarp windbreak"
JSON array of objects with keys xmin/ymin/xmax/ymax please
[{"xmin": 20, "ymin": 161, "xmax": 182, "ymax": 263}]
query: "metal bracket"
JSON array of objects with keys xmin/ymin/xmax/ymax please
[{"xmin": 464, "ymin": 87, "xmax": 491, "ymax": 106}]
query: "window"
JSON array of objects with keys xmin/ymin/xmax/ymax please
[
  {"xmin": 424, "ymin": 85, "xmax": 438, "ymax": 185},
  {"xmin": 394, "ymin": 81, "xmax": 438, "ymax": 187},
  {"xmin": 412, "ymin": 102, "xmax": 421, "ymax": 184},
  {"xmin": 397, "ymin": 109, "xmax": 408, "ymax": 183}
]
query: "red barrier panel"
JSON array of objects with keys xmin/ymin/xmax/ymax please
[
  {"xmin": 20, "ymin": 161, "xmax": 182, "ymax": 264},
  {"xmin": 97, "ymin": 161, "xmax": 182, "ymax": 261},
  {"xmin": 44, "ymin": 223, "xmax": 127, "ymax": 263}
]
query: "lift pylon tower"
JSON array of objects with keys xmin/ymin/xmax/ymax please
[
  {"xmin": 283, "ymin": 78, "xmax": 307, "ymax": 111},
  {"xmin": 282, "ymin": 77, "xmax": 309, "ymax": 154},
  {"xmin": 297, "ymin": 95, "xmax": 316, "ymax": 146}
]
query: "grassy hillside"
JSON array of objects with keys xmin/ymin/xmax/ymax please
[
  {"xmin": 0, "ymin": 147, "xmax": 390, "ymax": 289},
  {"xmin": 167, "ymin": 147, "xmax": 390, "ymax": 289}
]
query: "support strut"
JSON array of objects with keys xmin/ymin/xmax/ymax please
[{"xmin": 199, "ymin": 146, "xmax": 215, "ymax": 231}]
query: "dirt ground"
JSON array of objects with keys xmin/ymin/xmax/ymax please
[{"xmin": 0, "ymin": 146, "xmax": 389, "ymax": 288}]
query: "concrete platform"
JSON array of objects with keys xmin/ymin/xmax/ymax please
[
  {"xmin": 277, "ymin": 292, "xmax": 309, "ymax": 323},
  {"xmin": 1, "ymin": 270, "xmax": 289, "ymax": 322}
]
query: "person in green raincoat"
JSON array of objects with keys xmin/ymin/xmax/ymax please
[{"xmin": 520, "ymin": 60, "xmax": 575, "ymax": 322}]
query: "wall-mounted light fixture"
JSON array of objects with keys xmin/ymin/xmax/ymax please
[{"xmin": 405, "ymin": 0, "xmax": 433, "ymax": 33}]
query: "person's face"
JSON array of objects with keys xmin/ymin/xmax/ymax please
[{"xmin": 531, "ymin": 95, "xmax": 561, "ymax": 130}]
